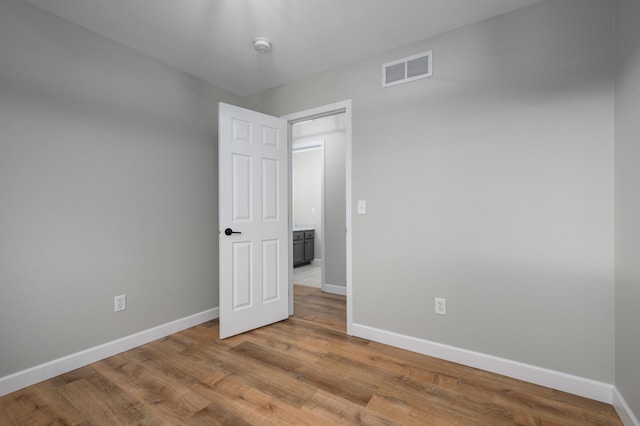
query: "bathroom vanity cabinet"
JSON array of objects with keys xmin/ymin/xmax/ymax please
[{"xmin": 293, "ymin": 229, "xmax": 314, "ymax": 267}]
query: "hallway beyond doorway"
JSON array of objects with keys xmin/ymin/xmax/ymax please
[{"xmin": 293, "ymin": 262, "xmax": 321, "ymax": 288}]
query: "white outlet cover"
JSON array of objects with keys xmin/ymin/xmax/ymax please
[
  {"xmin": 435, "ymin": 297, "xmax": 446, "ymax": 315},
  {"xmin": 114, "ymin": 294, "xmax": 126, "ymax": 312}
]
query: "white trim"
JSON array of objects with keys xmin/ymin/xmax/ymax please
[
  {"xmin": 345, "ymin": 103, "xmax": 353, "ymax": 335},
  {"xmin": 323, "ymin": 283, "xmax": 347, "ymax": 296},
  {"xmin": 0, "ymin": 307, "xmax": 218, "ymax": 397},
  {"xmin": 292, "ymin": 139, "xmax": 324, "ymax": 151},
  {"xmin": 613, "ymin": 387, "xmax": 640, "ymax": 426},
  {"xmin": 282, "ymin": 100, "xmax": 353, "ymax": 333},
  {"xmin": 351, "ymin": 322, "xmax": 615, "ymax": 404}
]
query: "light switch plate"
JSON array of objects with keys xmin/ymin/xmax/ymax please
[{"xmin": 357, "ymin": 200, "xmax": 367, "ymax": 214}]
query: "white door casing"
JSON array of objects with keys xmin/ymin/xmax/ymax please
[
  {"xmin": 281, "ymin": 99, "xmax": 352, "ymax": 334},
  {"xmin": 218, "ymin": 103, "xmax": 289, "ymax": 339}
]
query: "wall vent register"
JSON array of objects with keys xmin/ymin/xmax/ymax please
[{"xmin": 382, "ymin": 50, "xmax": 432, "ymax": 88}]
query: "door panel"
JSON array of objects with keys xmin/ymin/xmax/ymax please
[
  {"xmin": 219, "ymin": 103, "xmax": 289, "ymax": 339},
  {"xmin": 232, "ymin": 241, "xmax": 252, "ymax": 310},
  {"xmin": 262, "ymin": 158, "xmax": 279, "ymax": 221},
  {"xmin": 232, "ymin": 154, "xmax": 252, "ymax": 221},
  {"xmin": 262, "ymin": 239, "xmax": 280, "ymax": 302}
]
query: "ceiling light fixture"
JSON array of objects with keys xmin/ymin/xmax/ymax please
[{"xmin": 253, "ymin": 37, "xmax": 272, "ymax": 53}]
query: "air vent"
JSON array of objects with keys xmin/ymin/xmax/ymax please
[{"xmin": 382, "ymin": 50, "xmax": 432, "ymax": 88}]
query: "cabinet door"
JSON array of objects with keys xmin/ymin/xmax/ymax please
[
  {"xmin": 304, "ymin": 239, "xmax": 314, "ymax": 261},
  {"xmin": 293, "ymin": 240, "xmax": 304, "ymax": 265}
]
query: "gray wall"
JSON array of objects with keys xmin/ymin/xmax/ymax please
[
  {"xmin": 615, "ymin": 0, "xmax": 640, "ymax": 417},
  {"xmin": 293, "ymin": 115, "xmax": 347, "ymax": 287},
  {"xmin": 246, "ymin": 0, "xmax": 615, "ymax": 382},
  {"xmin": 0, "ymin": 0, "xmax": 239, "ymax": 377}
]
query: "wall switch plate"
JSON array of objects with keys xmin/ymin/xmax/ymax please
[
  {"xmin": 435, "ymin": 297, "xmax": 446, "ymax": 315},
  {"xmin": 114, "ymin": 294, "xmax": 126, "ymax": 312},
  {"xmin": 357, "ymin": 200, "xmax": 367, "ymax": 214}
]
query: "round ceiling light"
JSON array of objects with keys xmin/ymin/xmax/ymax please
[{"xmin": 253, "ymin": 37, "xmax": 272, "ymax": 53}]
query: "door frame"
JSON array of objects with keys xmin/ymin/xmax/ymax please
[
  {"xmin": 292, "ymin": 140, "xmax": 326, "ymax": 293},
  {"xmin": 281, "ymin": 99, "xmax": 353, "ymax": 335}
]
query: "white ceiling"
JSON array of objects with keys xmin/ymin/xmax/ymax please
[{"xmin": 22, "ymin": 0, "xmax": 544, "ymax": 97}]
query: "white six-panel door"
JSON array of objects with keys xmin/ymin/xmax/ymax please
[{"xmin": 218, "ymin": 103, "xmax": 289, "ymax": 339}]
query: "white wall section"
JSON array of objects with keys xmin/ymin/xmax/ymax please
[
  {"xmin": 293, "ymin": 115, "xmax": 347, "ymax": 288},
  {"xmin": 293, "ymin": 147, "xmax": 323, "ymax": 260},
  {"xmin": 0, "ymin": 0, "xmax": 239, "ymax": 378},
  {"xmin": 245, "ymin": 0, "xmax": 615, "ymax": 384}
]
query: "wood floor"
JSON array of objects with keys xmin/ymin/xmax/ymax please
[{"xmin": 0, "ymin": 285, "xmax": 622, "ymax": 425}]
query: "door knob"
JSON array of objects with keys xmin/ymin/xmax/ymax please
[{"xmin": 224, "ymin": 228, "xmax": 241, "ymax": 236}]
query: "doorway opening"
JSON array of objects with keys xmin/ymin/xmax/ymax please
[
  {"xmin": 282, "ymin": 100, "xmax": 353, "ymax": 335},
  {"xmin": 292, "ymin": 140, "xmax": 324, "ymax": 289}
]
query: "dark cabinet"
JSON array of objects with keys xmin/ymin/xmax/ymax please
[
  {"xmin": 304, "ymin": 239, "xmax": 314, "ymax": 261},
  {"xmin": 293, "ymin": 229, "xmax": 314, "ymax": 267},
  {"xmin": 293, "ymin": 232, "xmax": 304, "ymax": 266}
]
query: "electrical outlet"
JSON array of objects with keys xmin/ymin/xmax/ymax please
[
  {"xmin": 435, "ymin": 297, "xmax": 446, "ymax": 315},
  {"xmin": 114, "ymin": 294, "xmax": 126, "ymax": 312}
]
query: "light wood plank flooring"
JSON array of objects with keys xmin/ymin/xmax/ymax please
[{"xmin": 0, "ymin": 285, "xmax": 622, "ymax": 425}]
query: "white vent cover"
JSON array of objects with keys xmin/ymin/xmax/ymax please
[{"xmin": 382, "ymin": 50, "xmax": 432, "ymax": 88}]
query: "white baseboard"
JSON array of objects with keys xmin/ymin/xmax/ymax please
[
  {"xmin": 0, "ymin": 307, "xmax": 219, "ymax": 397},
  {"xmin": 613, "ymin": 386, "xmax": 640, "ymax": 426},
  {"xmin": 351, "ymin": 322, "xmax": 614, "ymax": 404},
  {"xmin": 323, "ymin": 283, "xmax": 346, "ymax": 295}
]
